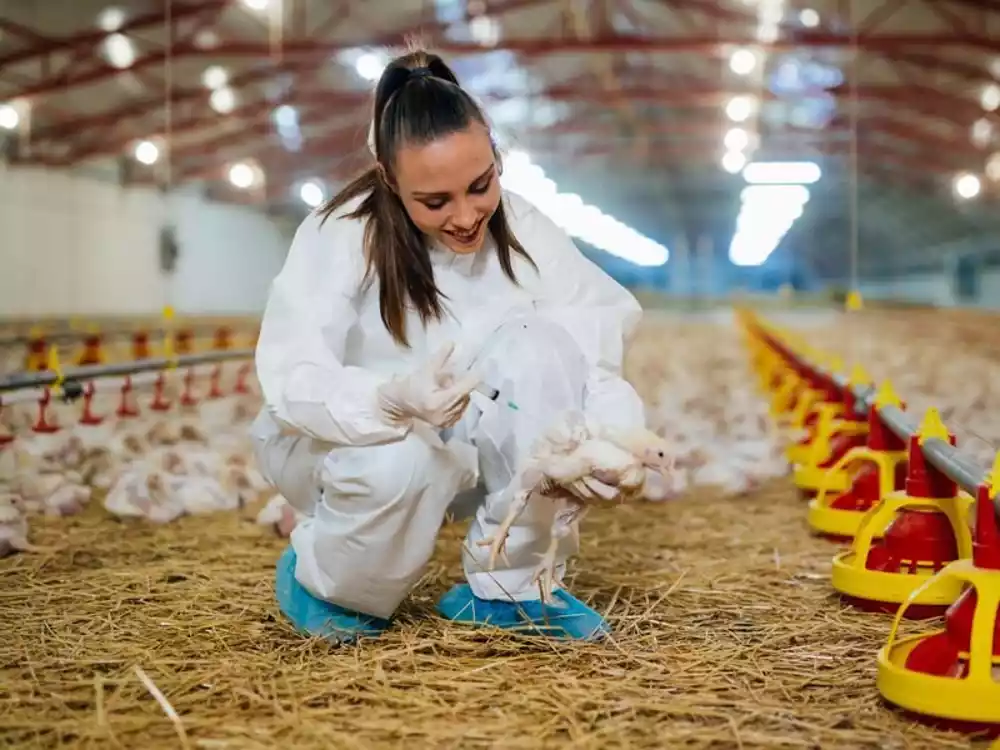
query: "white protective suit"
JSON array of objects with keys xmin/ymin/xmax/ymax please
[{"xmin": 251, "ymin": 189, "xmax": 646, "ymax": 620}]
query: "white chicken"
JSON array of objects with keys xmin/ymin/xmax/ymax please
[
  {"xmin": 0, "ymin": 493, "xmax": 30, "ymax": 557},
  {"xmin": 478, "ymin": 412, "xmax": 676, "ymax": 604},
  {"xmin": 9, "ymin": 470, "xmax": 91, "ymax": 516},
  {"xmin": 255, "ymin": 494, "xmax": 302, "ymax": 538},
  {"xmin": 104, "ymin": 467, "xmax": 188, "ymax": 523}
]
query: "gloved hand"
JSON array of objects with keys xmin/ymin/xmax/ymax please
[
  {"xmin": 377, "ymin": 342, "xmax": 481, "ymax": 430},
  {"xmin": 566, "ymin": 466, "xmax": 643, "ymax": 504}
]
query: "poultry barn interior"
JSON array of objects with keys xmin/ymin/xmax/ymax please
[{"xmin": 3, "ymin": 0, "xmax": 1000, "ymax": 748}]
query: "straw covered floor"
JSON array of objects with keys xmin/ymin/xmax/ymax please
[
  {"xmin": 3, "ymin": 483, "xmax": 979, "ymax": 749},
  {"xmin": 0, "ymin": 313, "xmax": 987, "ymax": 749}
]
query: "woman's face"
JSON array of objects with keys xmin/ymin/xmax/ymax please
[{"xmin": 392, "ymin": 123, "xmax": 501, "ymax": 255}]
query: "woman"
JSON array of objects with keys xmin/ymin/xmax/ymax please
[{"xmin": 251, "ymin": 48, "xmax": 649, "ymax": 643}]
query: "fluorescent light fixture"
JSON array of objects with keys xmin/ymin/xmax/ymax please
[{"xmin": 742, "ymin": 161, "xmax": 821, "ymax": 185}]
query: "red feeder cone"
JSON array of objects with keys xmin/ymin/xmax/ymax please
[
  {"xmin": 180, "ymin": 369, "xmax": 198, "ymax": 407},
  {"xmin": 79, "ymin": 382, "xmax": 104, "ymax": 426},
  {"xmin": 116, "ymin": 377, "xmax": 140, "ymax": 418},
  {"xmin": 207, "ymin": 364, "xmax": 224, "ymax": 399},
  {"xmin": 32, "ymin": 389, "xmax": 60, "ymax": 434},
  {"xmin": 0, "ymin": 404, "xmax": 14, "ymax": 446},
  {"xmin": 877, "ymin": 464, "xmax": 1000, "ymax": 736},
  {"xmin": 809, "ymin": 384, "xmax": 911, "ymax": 541},
  {"xmin": 150, "ymin": 373, "xmax": 172, "ymax": 411},
  {"xmin": 234, "ymin": 363, "xmax": 252, "ymax": 394},
  {"xmin": 831, "ymin": 408, "xmax": 974, "ymax": 619}
]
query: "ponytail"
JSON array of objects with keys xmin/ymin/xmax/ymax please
[{"xmin": 318, "ymin": 49, "xmax": 534, "ymax": 348}]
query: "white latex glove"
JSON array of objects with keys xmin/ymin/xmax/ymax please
[
  {"xmin": 377, "ymin": 342, "xmax": 481, "ymax": 430},
  {"xmin": 566, "ymin": 473, "xmax": 623, "ymax": 503}
]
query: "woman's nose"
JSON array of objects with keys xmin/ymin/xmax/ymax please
[{"xmin": 452, "ymin": 201, "xmax": 479, "ymax": 229}]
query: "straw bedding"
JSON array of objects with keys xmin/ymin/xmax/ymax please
[
  {"xmin": 2, "ymin": 482, "xmax": 977, "ymax": 749},
  {"xmin": 0, "ymin": 311, "xmax": 986, "ymax": 749}
]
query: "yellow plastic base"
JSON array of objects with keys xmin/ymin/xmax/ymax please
[
  {"xmin": 794, "ymin": 463, "xmax": 851, "ymax": 494},
  {"xmin": 786, "ymin": 442, "xmax": 812, "ymax": 466},
  {"xmin": 831, "ymin": 551, "xmax": 966, "ymax": 605},
  {"xmin": 808, "ymin": 502, "xmax": 870, "ymax": 539},
  {"xmin": 876, "ymin": 560, "xmax": 1000, "ymax": 724},
  {"xmin": 830, "ymin": 492, "xmax": 974, "ymax": 606},
  {"xmin": 807, "ymin": 447, "xmax": 908, "ymax": 540}
]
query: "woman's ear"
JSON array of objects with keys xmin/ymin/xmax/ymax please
[
  {"xmin": 490, "ymin": 140, "xmax": 503, "ymax": 176},
  {"xmin": 375, "ymin": 163, "xmax": 397, "ymax": 193}
]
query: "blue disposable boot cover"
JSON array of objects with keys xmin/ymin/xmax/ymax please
[
  {"xmin": 275, "ymin": 545, "xmax": 391, "ymax": 643},
  {"xmin": 437, "ymin": 583, "xmax": 610, "ymax": 641}
]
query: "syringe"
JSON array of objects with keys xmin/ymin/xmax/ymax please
[{"xmin": 474, "ymin": 383, "xmax": 519, "ymax": 410}]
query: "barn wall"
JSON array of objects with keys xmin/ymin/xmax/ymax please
[
  {"xmin": 0, "ymin": 164, "xmax": 293, "ymax": 318},
  {"xmin": 859, "ymin": 268, "xmax": 1000, "ymax": 308}
]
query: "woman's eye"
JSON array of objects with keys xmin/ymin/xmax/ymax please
[
  {"xmin": 469, "ymin": 178, "xmax": 492, "ymax": 195},
  {"xmin": 423, "ymin": 201, "xmax": 447, "ymax": 210}
]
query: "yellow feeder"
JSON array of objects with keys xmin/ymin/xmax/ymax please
[
  {"xmin": 808, "ymin": 380, "xmax": 908, "ymax": 540},
  {"xmin": 831, "ymin": 409, "xmax": 974, "ymax": 617},
  {"xmin": 23, "ymin": 324, "xmax": 48, "ymax": 372},
  {"xmin": 752, "ymin": 343, "xmax": 784, "ymax": 395},
  {"xmin": 76, "ymin": 322, "xmax": 105, "ymax": 366},
  {"xmin": 876, "ymin": 455, "xmax": 1000, "ymax": 737},
  {"xmin": 768, "ymin": 369, "xmax": 804, "ymax": 420},
  {"xmin": 792, "ymin": 401, "xmax": 869, "ymax": 497}
]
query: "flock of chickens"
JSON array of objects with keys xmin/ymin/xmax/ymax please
[
  {"xmin": 0, "ymin": 367, "xmax": 276, "ymax": 556},
  {"xmin": 0, "ymin": 314, "xmax": 794, "ymax": 558},
  {"xmin": 6, "ymin": 307, "xmax": 982, "ymax": 561},
  {"xmin": 796, "ymin": 310, "xmax": 1000, "ymax": 471}
]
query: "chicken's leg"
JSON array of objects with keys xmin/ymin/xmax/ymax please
[
  {"xmin": 477, "ymin": 487, "xmax": 532, "ymax": 570},
  {"xmin": 532, "ymin": 499, "xmax": 586, "ymax": 606}
]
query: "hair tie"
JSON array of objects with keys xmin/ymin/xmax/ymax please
[{"xmin": 408, "ymin": 66, "xmax": 435, "ymax": 80}]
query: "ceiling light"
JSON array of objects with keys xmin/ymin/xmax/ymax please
[
  {"xmin": 134, "ymin": 140, "xmax": 159, "ymax": 165},
  {"xmin": 729, "ymin": 48, "xmax": 757, "ymax": 76},
  {"xmin": 103, "ymin": 33, "xmax": 135, "ymax": 69},
  {"xmin": 210, "ymin": 87, "xmax": 236, "ymax": 114},
  {"xmin": 724, "ymin": 127, "xmax": 750, "ymax": 151},
  {"xmin": 202, "ymin": 65, "xmax": 228, "ymax": 90},
  {"xmin": 725, "ymin": 95, "xmax": 755, "ymax": 122},
  {"xmin": 0, "ymin": 103, "xmax": 19, "ymax": 130},
  {"xmin": 97, "ymin": 7, "xmax": 125, "ymax": 32},
  {"xmin": 799, "ymin": 9, "xmax": 820, "ymax": 27},
  {"xmin": 299, "ymin": 180, "xmax": 325, "ymax": 208},
  {"xmin": 981, "ymin": 83, "xmax": 1000, "ymax": 112},
  {"xmin": 228, "ymin": 163, "xmax": 256, "ymax": 189},
  {"xmin": 953, "ymin": 172, "xmax": 982, "ymax": 199},
  {"xmin": 355, "ymin": 52, "xmax": 388, "ymax": 82},
  {"xmin": 722, "ymin": 150, "xmax": 747, "ymax": 174}
]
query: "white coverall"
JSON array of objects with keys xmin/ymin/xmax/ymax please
[{"xmin": 251, "ymin": 189, "xmax": 646, "ymax": 620}]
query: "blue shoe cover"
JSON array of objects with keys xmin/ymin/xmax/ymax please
[
  {"xmin": 436, "ymin": 583, "xmax": 610, "ymax": 641},
  {"xmin": 275, "ymin": 546, "xmax": 391, "ymax": 643}
]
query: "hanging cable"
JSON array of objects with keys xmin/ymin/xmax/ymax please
[
  {"xmin": 848, "ymin": 0, "xmax": 860, "ymax": 301},
  {"xmin": 164, "ymin": 0, "xmax": 173, "ymax": 193}
]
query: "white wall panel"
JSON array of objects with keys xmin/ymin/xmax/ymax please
[
  {"xmin": 0, "ymin": 164, "xmax": 293, "ymax": 317},
  {"xmin": 860, "ymin": 267, "xmax": 1000, "ymax": 309}
]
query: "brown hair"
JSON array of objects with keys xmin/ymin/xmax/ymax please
[{"xmin": 318, "ymin": 48, "xmax": 535, "ymax": 347}]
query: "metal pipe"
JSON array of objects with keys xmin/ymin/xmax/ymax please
[
  {"xmin": 761, "ymin": 326, "xmax": 997, "ymax": 516},
  {"xmin": 0, "ymin": 322, "xmax": 248, "ymax": 348},
  {"xmin": 0, "ymin": 349, "xmax": 253, "ymax": 394}
]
